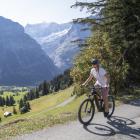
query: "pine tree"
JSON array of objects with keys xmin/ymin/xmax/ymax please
[
  {"xmin": 9, "ymin": 95, "xmax": 15, "ymax": 106},
  {"xmin": 30, "ymin": 90, "xmax": 35, "ymax": 100},
  {"xmin": 26, "ymin": 102, "xmax": 31, "ymax": 110},
  {"xmin": 42, "ymin": 81, "xmax": 49, "ymax": 95},
  {"xmin": 23, "ymin": 95, "xmax": 27, "ymax": 102},
  {"xmin": 38, "ymin": 84, "xmax": 43, "ymax": 92},
  {"xmin": 2, "ymin": 97, "xmax": 5, "ymax": 106},
  {"xmin": 35, "ymin": 88, "xmax": 39, "ymax": 98},
  {"xmin": 13, "ymin": 106, "xmax": 17, "ymax": 114},
  {"xmin": 0, "ymin": 96, "xmax": 2, "ymax": 106},
  {"xmin": 19, "ymin": 99, "xmax": 24, "ymax": 109},
  {"xmin": 71, "ymin": 0, "xmax": 140, "ymax": 94},
  {"xmin": 26, "ymin": 92, "xmax": 30, "ymax": 100},
  {"xmin": 9, "ymin": 96, "xmax": 12, "ymax": 106},
  {"xmin": 5, "ymin": 96, "xmax": 10, "ymax": 106}
]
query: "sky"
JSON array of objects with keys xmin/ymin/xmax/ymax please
[{"xmin": 0, "ymin": 0, "xmax": 91, "ymax": 26}]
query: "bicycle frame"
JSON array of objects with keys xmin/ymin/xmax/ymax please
[
  {"xmin": 78, "ymin": 86, "xmax": 115, "ymax": 125},
  {"xmin": 88, "ymin": 87, "xmax": 103, "ymax": 112}
]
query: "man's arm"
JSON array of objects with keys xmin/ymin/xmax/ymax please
[
  {"xmin": 82, "ymin": 74, "xmax": 94, "ymax": 86},
  {"xmin": 105, "ymin": 73, "xmax": 110, "ymax": 86}
]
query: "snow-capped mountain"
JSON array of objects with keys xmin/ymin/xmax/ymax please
[
  {"xmin": 0, "ymin": 16, "xmax": 59, "ymax": 86},
  {"xmin": 25, "ymin": 22, "xmax": 91, "ymax": 71},
  {"xmin": 25, "ymin": 22, "xmax": 71, "ymax": 38},
  {"xmin": 39, "ymin": 28, "xmax": 71, "ymax": 44}
]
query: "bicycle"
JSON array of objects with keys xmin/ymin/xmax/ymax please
[{"xmin": 78, "ymin": 86, "xmax": 115, "ymax": 125}]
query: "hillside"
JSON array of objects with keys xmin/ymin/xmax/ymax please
[
  {"xmin": 0, "ymin": 86, "xmax": 86, "ymax": 139},
  {"xmin": 25, "ymin": 22, "xmax": 91, "ymax": 72},
  {"xmin": 0, "ymin": 86, "xmax": 139, "ymax": 139},
  {"xmin": 0, "ymin": 17, "xmax": 59, "ymax": 86}
]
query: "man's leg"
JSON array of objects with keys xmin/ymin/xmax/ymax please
[{"xmin": 102, "ymin": 88, "xmax": 109, "ymax": 116}]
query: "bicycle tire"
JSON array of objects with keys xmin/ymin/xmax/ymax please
[{"xmin": 78, "ymin": 98, "xmax": 95, "ymax": 125}]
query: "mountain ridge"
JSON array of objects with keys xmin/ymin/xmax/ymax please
[
  {"xmin": 25, "ymin": 22, "xmax": 91, "ymax": 71},
  {"xmin": 0, "ymin": 16, "xmax": 59, "ymax": 86}
]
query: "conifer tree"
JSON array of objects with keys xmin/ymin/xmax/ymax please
[
  {"xmin": 13, "ymin": 106, "xmax": 17, "ymax": 114},
  {"xmin": 42, "ymin": 81, "xmax": 49, "ymax": 95},
  {"xmin": 23, "ymin": 95, "xmax": 27, "ymax": 102},
  {"xmin": 2, "ymin": 97, "xmax": 5, "ymax": 106},
  {"xmin": 19, "ymin": 98, "xmax": 24, "ymax": 109},
  {"xmin": 26, "ymin": 102, "xmax": 31, "ymax": 110},
  {"xmin": 5, "ymin": 96, "xmax": 10, "ymax": 106},
  {"xmin": 9, "ymin": 95, "xmax": 15, "ymax": 106},
  {"xmin": 35, "ymin": 88, "xmax": 39, "ymax": 98},
  {"xmin": 71, "ymin": 0, "xmax": 140, "ymax": 94},
  {"xmin": 0, "ymin": 96, "xmax": 3, "ymax": 106}
]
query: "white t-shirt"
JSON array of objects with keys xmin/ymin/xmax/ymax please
[{"xmin": 90, "ymin": 67, "xmax": 109, "ymax": 87}]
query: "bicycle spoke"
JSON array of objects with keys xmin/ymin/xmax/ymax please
[{"xmin": 78, "ymin": 99, "xmax": 95, "ymax": 125}]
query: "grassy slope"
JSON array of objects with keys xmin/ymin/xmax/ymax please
[
  {"xmin": 0, "ymin": 91, "xmax": 26, "ymax": 122},
  {"xmin": 0, "ymin": 86, "xmax": 85, "ymax": 139},
  {"xmin": 0, "ymin": 87, "xmax": 74, "ymax": 124},
  {"xmin": 0, "ymin": 87, "xmax": 139, "ymax": 139}
]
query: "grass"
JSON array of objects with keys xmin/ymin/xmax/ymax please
[
  {"xmin": 115, "ymin": 88, "xmax": 140, "ymax": 104},
  {"xmin": 0, "ymin": 86, "xmax": 139, "ymax": 140},
  {"xmin": 1, "ymin": 91, "xmax": 26, "ymax": 101},
  {"xmin": 0, "ymin": 86, "xmax": 86, "ymax": 139},
  {"xmin": 0, "ymin": 91, "xmax": 26, "ymax": 122},
  {"xmin": 0, "ymin": 86, "xmax": 74, "ymax": 125}
]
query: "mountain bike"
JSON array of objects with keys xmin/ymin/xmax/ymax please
[{"xmin": 78, "ymin": 86, "xmax": 115, "ymax": 125}]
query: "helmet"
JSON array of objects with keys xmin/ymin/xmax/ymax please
[{"xmin": 91, "ymin": 58, "xmax": 99, "ymax": 65}]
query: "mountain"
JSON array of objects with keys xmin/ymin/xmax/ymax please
[
  {"xmin": 25, "ymin": 22, "xmax": 91, "ymax": 71},
  {"xmin": 0, "ymin": 16, "xmax": 59, "ymax": 86},
  {"xmin": 25, "ymin": 22, "xmax": 71, "ymax": 39}
]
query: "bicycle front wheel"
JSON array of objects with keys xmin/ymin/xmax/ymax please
[{"xmin": 78, "ymin": 98, "xmax": 95, "ymax": 125}]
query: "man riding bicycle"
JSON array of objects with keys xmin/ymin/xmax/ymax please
[{"xmin": 82, "ymin": 59, "xmax": 110, "ymax": 117}]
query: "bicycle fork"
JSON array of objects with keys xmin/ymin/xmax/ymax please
[{"xmin": 84, "ymin": 100, "xmax": 92, "ymax": 113}]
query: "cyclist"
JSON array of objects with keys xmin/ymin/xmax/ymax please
[{"xmin": 82, "ymin": 58, "xmax": 110, "ymax": 117}]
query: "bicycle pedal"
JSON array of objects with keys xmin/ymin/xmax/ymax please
[{"xmin": 98, "ymin": 108, "xmax": 104, "ymax": 112}]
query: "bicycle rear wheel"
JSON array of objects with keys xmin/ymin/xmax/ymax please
[
  {"xmin": 108, "ymin": 95, "xmax": 115, "ymax": 118},
  {"xmin": 78, "ymin": 98, "xmax": 95, "ymax": 125}
]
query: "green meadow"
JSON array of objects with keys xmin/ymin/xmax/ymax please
[{"xmin": 0, "ymin": 86, "xmax": 86, "ymax": 139}]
